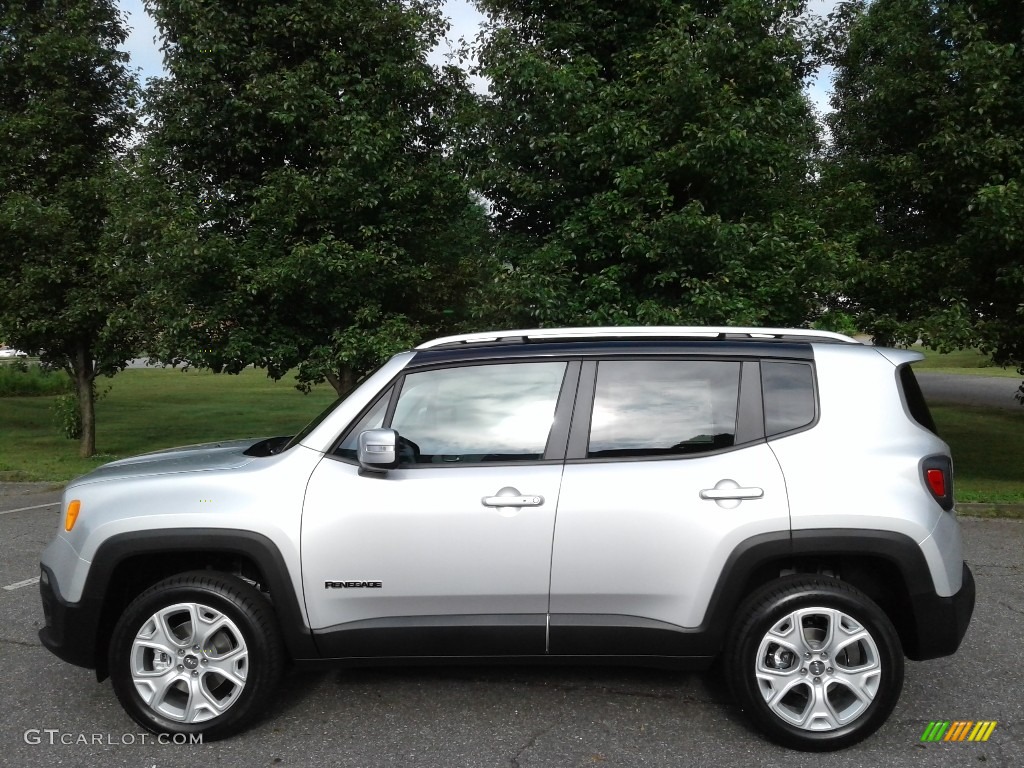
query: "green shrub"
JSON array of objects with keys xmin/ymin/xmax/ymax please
[
  {"xmin": 0, "ymin": 361, "xmax": 74, "ymax": 396},
  {"xmin": 53, "ymin": 392, "xmax": 83, "ymax": 440}
]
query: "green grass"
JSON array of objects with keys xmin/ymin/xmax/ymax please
[
  {"xmin": 0, "ymin": 367, "xmax": 336, "ymax": 482},
  {"xmin": 957, "ymin": 505, "xmax": 1024, "ymax": 520},
  {"xmin": 932, "ymin": 405, "xmax": 1024, "ymax": 505},
  {"xmin": 910, "ymin": 346, "xmax": 1022, "ymax": 378},
  {"xmin": 1, "ymin": 368, "xmax": 1022, "ymax": 508}
]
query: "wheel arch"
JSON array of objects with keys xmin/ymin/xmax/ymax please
[
  {"xmin": 701, "ymin": 529, "xmax": 936, "ymax": 659},
  {"xmin": 85, "ymin": 529, "xmax": 317, "ymax": 679}
]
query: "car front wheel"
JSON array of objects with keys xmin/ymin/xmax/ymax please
[
  {"xmin": 725, "ymin": 575, "xmax": 904, "ymax": 751},
  {"xmin": 109, "ymin": 571, "xmax": 284, "ymax": 740}
]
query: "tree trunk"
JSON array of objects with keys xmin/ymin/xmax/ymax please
[
  {"xmin": 74, "ymin": 344, "xmax": 96, "ymax": 458},
  {"xmin": 325, "ymin": 365, "xmax": 357, "ymax": 397}
]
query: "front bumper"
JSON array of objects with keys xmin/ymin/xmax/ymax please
[
  {"xmin": 907, "ymin": 562, "xmax": 975, "ymax": 661},
  {"xmin": 38, "ymin": 564, "xmax": 102, "ymax": 670}
]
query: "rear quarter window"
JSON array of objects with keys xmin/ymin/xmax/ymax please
[{"xmin": 761, "ymin": 361, "xmax": 816, "ymax": 437}]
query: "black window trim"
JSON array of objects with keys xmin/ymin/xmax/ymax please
[
  {"xmin": 736, "ymin": 361, "xmax": 765, "ymax": 445},
  {"xmin": 326, "ymin": 352, "xmax": 816, "ymax": 468}
]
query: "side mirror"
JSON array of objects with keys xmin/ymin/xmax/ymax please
[{"xmin": 357, "ymin": 428, "xmax": 399, "ymax": 473}]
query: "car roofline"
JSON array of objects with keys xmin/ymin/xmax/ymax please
[{"xmin": 416, "ymin": 326, "xmax": 861, "ymax": 350}]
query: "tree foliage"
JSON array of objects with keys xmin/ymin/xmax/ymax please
[
  {"xmin": 0, "ymin": 0, "xmax": 139, "ymax": 456},
  {"xmin": 138, "ymin": 0, "xmax": 484, "ymax": 394},
  {"xmin": 827, "ymin": 0, "xmax": 1024, "ymax": 381},
  {"xmin": 471, "ymin": 0, "xmax": 843, "ymax": 328}
]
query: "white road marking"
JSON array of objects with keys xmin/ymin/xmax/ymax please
[
  {"xmin": 3, "ymin": 576, "xmax": 40, "ymax": 591},
  {"xmin": 0, "ymin": 502, "xmax": 59, "ymax": 515}
]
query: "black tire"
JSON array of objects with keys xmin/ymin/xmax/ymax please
[
  {"xmin": 108, "ymin": 571, "xmax": 284, "ymax": 741},
  {"xmin": 725, "ymin": 575, "xmax": 904, "ymax": 751}
]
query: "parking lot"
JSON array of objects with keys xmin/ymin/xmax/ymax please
[{"xmin": 1, "ymin": 483, "xmax": 1021, "ymax": 767}]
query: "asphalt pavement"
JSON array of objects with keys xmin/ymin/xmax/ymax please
[
  {"xmin": 0, "ymin": 484, "xmax": 1021, "ymax": 768},
  {"xmin": 916, "ymin": 372, "xmax": 1023, "ymax": 410}
]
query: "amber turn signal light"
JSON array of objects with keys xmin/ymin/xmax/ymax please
[{"xmin": 64, "ymin": 500, "xmax": 81, "ymax": 532}]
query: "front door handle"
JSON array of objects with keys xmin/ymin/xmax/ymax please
[{"xmin": 482, "ymin": 486, "xmax": 544, "ymax": 507}]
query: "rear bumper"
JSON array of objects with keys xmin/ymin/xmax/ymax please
[
  {"xmin": 907, "ymin": 562, "xmax": 975, "ymax": 661},
  {"xmin": 38, "ymin": 564, "xmax": 101, "ymax": 670}
]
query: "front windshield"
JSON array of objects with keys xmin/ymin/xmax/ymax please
[
  {"xmin": 281, "ymin": 396, "xmax": 347, "ymax": 452},
  {"xmin": 282, "ymin": 369, "xmax": 376, "ymax": 452}
]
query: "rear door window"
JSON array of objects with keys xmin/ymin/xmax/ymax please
[{"xmin": 587, "ymin": 360, "xmax": 741, "ymax": 458}]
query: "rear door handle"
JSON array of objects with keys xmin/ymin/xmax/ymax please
[{"xmin": 700, "ymin": 487, "xmax": 764, "ymax": 501}]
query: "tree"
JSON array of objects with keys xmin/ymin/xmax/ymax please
[
  {"xmin": 470, "ymin": 0, "xmax": 844, "ymax": 328},
  {"xmin": 827, "ymin": 0, "xmax": 1024, "ymax": 387},
  {"xmin": 0, "ymin": 0, "xmax": 139, "ymax": 456},
  {"xmin": 137, "ymin": 0, "xmax": 483, "ymax": 395}
]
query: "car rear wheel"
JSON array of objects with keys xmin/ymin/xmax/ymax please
[
  {"xmin": 725, "ymin": 575, "xmax": 904, "ymax": 751},
  {"xmin": 109, "ymin": 571, "xmax": 284, "ymax": 740}
]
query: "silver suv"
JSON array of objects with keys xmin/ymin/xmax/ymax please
[{"xmin": 38, "ymin": 327, "xmax": 975, "ymax": 750}]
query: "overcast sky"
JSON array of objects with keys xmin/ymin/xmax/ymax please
[{"xmin": 117, "ymin": 0, "xmax": 836, "ymax": 111}]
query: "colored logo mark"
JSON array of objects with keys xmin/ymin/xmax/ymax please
[{"xmin": 921, "ymin": 721, "xmax": 997, "ymax": 742}]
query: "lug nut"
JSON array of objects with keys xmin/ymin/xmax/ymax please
[
  {"xmin": 804, "ymin": 652, "xmax": 811, "ymax": 659},
  {"xmin": 191, "ymin": 670, "xmax": 199, "ymax": 677},
  {"xmin": 192, "ymin": 645, "xmax": 200, "ymax": 651},
  {"xmin": 827, "ymin": 667, "xmax": 834, "ymax": 674},
  {"xmin": 821, "ymin": 651, "xmax": 828, "ymax": 659},
  {"xmin": 800, "ymin": 668, "xmax": 807, "ymax": 674},
  {"xmin": 201, "ymin": 658, "xmax": 208, "ymax": 665},
  {"xmin": 814, "ymin": 676, "xmax": 821, "ymax": 684},
  {"xmin": 178, "ymin": 649, "xmax": 185, "ymax": 656},
  {"xmin": 177, "ymin": 664, "xmax": 184, "ymax": 671}
]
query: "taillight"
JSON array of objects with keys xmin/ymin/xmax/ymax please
[
  {"xmin": 923, "ymin": 456, "xmax": 954, "ymax": 511},
  {"xmin": 926, "ymin": 469, "xmax": 946, "ymax": 497}
]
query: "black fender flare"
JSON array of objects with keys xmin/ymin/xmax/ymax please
[
  {"xmin": 695, "ymin": 528, "xmax": 943, "ymax": 657},
  {"xmin": 81, "ymin": 528, "xmax": 318, "ymax": 668}
]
